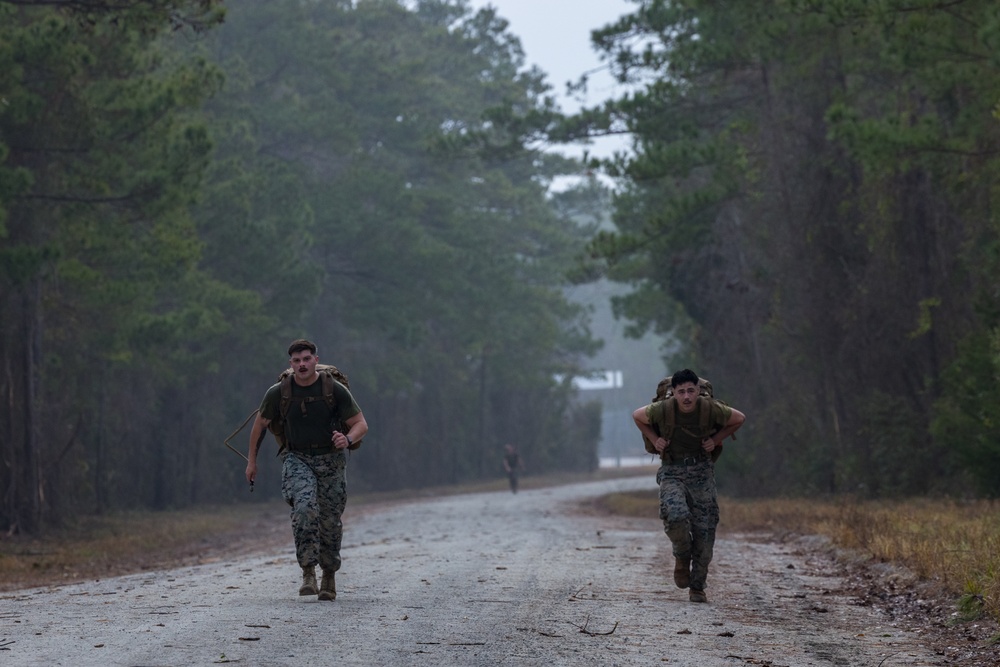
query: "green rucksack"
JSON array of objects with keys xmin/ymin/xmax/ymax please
[
  {"xmin": 642, "ymin": 376, "xmax": 727, "ymax": 462},
  {"xmin": 223, "ymin": 363, "xmax": 360, "ymax": 480},
  {"xmin": 268, "ymin": 363, "xmax": 361, "ymax": 452}
]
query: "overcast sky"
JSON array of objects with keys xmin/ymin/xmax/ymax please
[{"xmin": 465, "ymin": 0, "xmax": 636, "ymax": 160}]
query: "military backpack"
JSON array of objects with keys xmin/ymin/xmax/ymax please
[
  {"xmin": 267, "ymin": 364, "xmax": 361, "ymax": 452},
  {"xmin": 643, "ymin": 376, "xmax": 729, "ymax": 462}
]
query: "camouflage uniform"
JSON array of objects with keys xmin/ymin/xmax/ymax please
[
  {"xmin": 259, "ymin": 375, "xmax": 361, "ymax": 574},
  {"xmin": 647, "ymin": 398, "xmax": 732, "ymax": 592},
  {"xmin": 657, "ymin": 460, "xmax": 719, "ymax": 591},
  {"xmin": 281, "ymin": 450, "xmax": 348, "ymax": 572}
]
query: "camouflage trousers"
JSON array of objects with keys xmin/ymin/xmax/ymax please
[
  {"xmin": 281, "ymin": 451, "xmax": 348, "ymax": 573},
  {"xmin": 657, "ymin": 460, "xmax": 720, "ymax": 591}
]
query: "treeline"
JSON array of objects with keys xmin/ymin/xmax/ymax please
[
  {"xmin": 0, "ymin": 0, "xmax": 606, "ymax": 534},
  {"xmin": 576, "ymin": 0, "xmax": 1000, "ymax": 497}
]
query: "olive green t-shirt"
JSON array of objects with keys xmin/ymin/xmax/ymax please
[
  {"xmin": 260, "ymin": 376, "xmax": 361, "ymax": 448},
  {"xmin": 646, "ymin": 398, "xmax": 732, "ymax": 460}
]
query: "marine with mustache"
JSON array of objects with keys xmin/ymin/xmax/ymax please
[
  {"xmin": 246, "ymin": 339, "xmax": 369, "ymax": 601},
  {"xmin": 632, "ymin": 368, "xmax": 745, "ymax": 603}
]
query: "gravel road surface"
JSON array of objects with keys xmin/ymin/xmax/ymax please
[{"xmin": 1, "ymin": 476, "xmax": 943, "ymax": 666}]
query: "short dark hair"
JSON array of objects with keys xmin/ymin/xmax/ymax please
[
  {"xmin": 287, "ymin": 339, "xmax": 317, "ymax": 356},
  {"xmin": 671, "ymin": 368, "xmax": 699, "ymax": 388}
]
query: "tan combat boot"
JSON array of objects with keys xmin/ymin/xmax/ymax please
[
  {"xmin": 689, "ymin": 588, "xmax": 708, "ymax": 603},
  {"xmin": 299, "ymin": 566, "xmax": 318, "ymax": 596},
  {"xmin": 318, "ymin": 570, "xmax": 336, "ymax": 601},
  {"xmin": 673, "ymin": 556, "xmax": 691, "ymax": 589}
]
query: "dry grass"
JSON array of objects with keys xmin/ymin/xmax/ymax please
[
  {"xmin": 601, "ymin": 490, "xmax": 1000, "ymax": 624},
  {"xmin": 0, "ymin": 502, "xmax": 289, "ymax": 591}
]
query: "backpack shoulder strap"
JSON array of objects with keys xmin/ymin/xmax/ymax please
[
  {"xmin": 662, "ymin": 398, "xmax": 678, "ymax": 439},
  {"xmin": 670, "ymin": 396, "xmax": 713, "ymax": 441},
  {"xmin": 279, "ymin": 374, "xmax": 292, "ymax": 419},
  {"xmin": 698, "ymin": 396, "xmax": 712, "ymax": 432},
  {"xmin": 320, "ymin": 370, "xmax": 337, "ymax": 412}
]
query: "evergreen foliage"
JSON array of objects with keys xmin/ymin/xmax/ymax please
[
  {"xmin": 581, "ymin": 0, "xmax": 1000, "ymax": 496},
  {"xmin": 0, "ymin": 0, "xmax": 603, "ymax": 532}
]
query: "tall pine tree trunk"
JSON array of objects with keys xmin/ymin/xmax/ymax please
[{"xmin": 20, "ymin": 280, "xmax": 41, "ymax": 533}]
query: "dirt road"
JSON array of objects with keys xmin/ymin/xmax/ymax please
[{"xmin": 2, "ymin": 477, "xmax": 942, "ymax": 666}]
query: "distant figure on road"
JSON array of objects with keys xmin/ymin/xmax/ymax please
[
  {"xmin": 503, "ymin": 443, "xmax": 525, "ymax": 494},
  {"xmin": 632, "ymin": 368, "xmax": 745, "ymax": 604},
  {"xmin": 245, "ymin": 339, "xmax": 368, "ymax": 601}
]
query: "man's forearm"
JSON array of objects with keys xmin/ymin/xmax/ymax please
[
  {"xmin": 714, "ymin": 411, "xmax": 746, "ymax": 443},
  {"xmin": 344, "ymin": 416, "xmax": 368, "ymax": 445},
  {"xmin": 248, "ymin": 422, "xmax": 266, "ymax": 462},
  {"xmin": 713, "ymin": 426, "xmax": 738, "ymax": 443},
  {"xmin": 634, "ymin": 419, "xmax": 659, "ymax": 443}
]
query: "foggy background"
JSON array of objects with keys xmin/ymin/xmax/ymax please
[{"xmin": 4, "ymin": 0, "xmax": 1000, "ymax": 536}]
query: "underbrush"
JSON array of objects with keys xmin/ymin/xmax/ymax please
[
  {"xmin": 600, "ymin": 490, "xmax": 1000, "ymax": 626},
  {"xmin": 0, "ymin": 502, "xmax": 286, "ymax": 591}
]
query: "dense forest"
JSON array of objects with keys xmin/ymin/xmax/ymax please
[
  {"xmin": 3, "ymin": 0, "xmax": 1000, "ymax": 535},
  {"xmin": 573, "ymin": 0, "xmax": 1000, "ymax": 497},
  {"xmin": 0, "ymin": 0, "xmax": 604, "ymax": 534}
]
